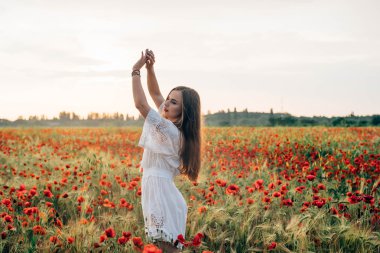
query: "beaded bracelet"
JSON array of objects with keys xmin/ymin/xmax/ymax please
[{"xmin": 131, "ymin": 69, "xmax": 140, "ymax": 77}]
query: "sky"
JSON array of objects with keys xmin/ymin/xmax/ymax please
[{"xmin": 0, "ymin": 0, "xmax": 379, "ymax": 120}]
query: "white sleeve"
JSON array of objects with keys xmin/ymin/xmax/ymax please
[{"xmin": 138, "ymin": 103, "xmax": 179, "ymax": 156}]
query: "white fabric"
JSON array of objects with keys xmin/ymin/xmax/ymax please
[{"xmin": 138, "ymin": 102, "xmax": 187, "ymax": 250}]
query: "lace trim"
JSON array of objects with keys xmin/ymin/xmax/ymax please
[
  {"xmin": 144, "ymin": 213, "xmax": 183, "ymax": 249},
  {"xmin": 147, "ymin": 109, "xmax": 171, "ymax": 144},
  {"xmin": 151, "ymin": 213, "xmax": 164, "ymax": 229},
  {"xmin": 144, "ymin": 226, "xmax": 183, "ymax": 250}
]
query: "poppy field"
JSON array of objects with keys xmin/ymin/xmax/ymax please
[{"xmin": 0, "ymin": 127, "xmax": 379, "ymax": 252}]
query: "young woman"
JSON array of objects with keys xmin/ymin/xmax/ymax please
[{"xmin": 132, "ymin": 49, "xmax": 202, "ymax": 252}]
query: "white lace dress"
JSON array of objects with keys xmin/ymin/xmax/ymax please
[{"xmin": 138, "ymin": 102, "xmax": 187, "ymax": 250}]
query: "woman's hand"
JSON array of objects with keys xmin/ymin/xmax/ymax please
[
  {"xmin": 132, "ymin": 51, "xmax": 147, "ymax": 71},
  {"xmin": 145, "ymin": 49, "xmax": 155, "ymax": 70}
]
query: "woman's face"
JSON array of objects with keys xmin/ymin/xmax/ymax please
[{"xmin": 163, "ymin": 90, "xmax": 182, "ymax": 123}]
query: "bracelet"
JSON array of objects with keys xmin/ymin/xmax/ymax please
[{"xmin": 131, "ymin": 69, "xmax": 140, "ymax": 77}]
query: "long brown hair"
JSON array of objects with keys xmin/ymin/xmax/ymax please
[{"xmin": 170, "ymin": 86, "xmax": 202, "ymax": 182}]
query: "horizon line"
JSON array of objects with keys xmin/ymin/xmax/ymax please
[{"xmin": 1, "ymin": 109, "xmax": 379, "ymax": 122}]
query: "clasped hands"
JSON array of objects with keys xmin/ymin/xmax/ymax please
[{"xmin": 133, "ymin": 49, "xmax": 155, "ymax": 71}]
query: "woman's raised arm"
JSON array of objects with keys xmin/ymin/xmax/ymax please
[
  {"xmin": 132, "ymin": 51, "xmax": 150, "ymax": 118},
  {"xmin": 145, "ymin": 49, "xmax": 165, "ymax": 109}
]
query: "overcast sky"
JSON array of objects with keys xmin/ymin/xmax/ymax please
[{"xmin": 0, "ymin": 0, "xmax": 379, "ymax": 120}]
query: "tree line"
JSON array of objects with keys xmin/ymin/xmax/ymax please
[{"xmin": 0, "ymin": 108, "xmax": 379, "ymax": 127}]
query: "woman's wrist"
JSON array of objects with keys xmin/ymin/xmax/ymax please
[{"xmin": 131, "ymin": 69, "xmax": 141, "ymax": 77}]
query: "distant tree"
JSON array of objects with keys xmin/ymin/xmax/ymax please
[
  {"xmin": 59, "ymin": 111, "xmax": 71, "ymax": 121},
  {"xmin": 220, "ymin": 120, "xmax": 230, "ymax": 126},
  {"xmin": 372, "ymin": 115, "xmax": 380, "ymax": 126},
  {"xmin": 332, "ymin": 117, "xmax": 345, "ymax": 126},
  {"xmin": 269, "ymin": 108, "xmax": 275, "ymax": 126},
  {"xmin": 113, "ymin": 112, "xmax": 123, "ymax": 120},
  {"xmin": 300, "ymin": 118, "xmax": 317, "ymax": 126},
  {"xmin": 71, "ymin": 112, "xmax": 80, "ymax": 120},
  {"xmin": 346, "ymin": 119, "xmax": 356, "ymax": 126},
  {"xmin": 87, "ymin": 112, "xmax": 99, "ymax": 120},
  {"xmin": 358, "ymin": 120, "xmax": 368, "ymax": 126},
  {"xmin": 243, "ymin": 108, "xmax": 248, "ymax": 119},
  {"xmin": 282, "ymin": 116, "xmax": 297, "ymax": 126},
  {"xmin": 101, "ymin": 113, "xmax": 109, "ymax": 120},
  {"xmin": 232, "ymin": 107, "xmax": 237, "ymax": 124}
]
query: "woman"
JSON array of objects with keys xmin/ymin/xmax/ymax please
[{"xmin": 132, "ymin": 49, "xmax": 202, "ymax": 252}]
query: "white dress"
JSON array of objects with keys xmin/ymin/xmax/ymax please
[{"xmin": 138, "ymin": 101, "xmax": 187, "ymax": 250}]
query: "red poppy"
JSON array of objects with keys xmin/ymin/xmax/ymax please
[
  {"xmin": 215, "ymin": 179, "xmax": 227, "ymax": 187},
  {"xmin": 43, "ymin": 189, "xmax": 53, "ymax": 198},
  {"xmin": 330, "ymin": 207, "xmax": 339, "ymax": 215},
  {"xmin": 268, "ymin": 242, "xmax": 277, "ymax": 250},
  {"xmin": 198, "ymin": 206, "xmax": 207, "ymax": 214},
  {"xmin": 192, "ymin": 233, "xmax": 203, "ymax": 247},
  {"xmin": 143, "ymin": 244, "xmax": 163, "ymax": 253},
  {"xmin": 122, "ymin": 231, "xmax": 132, "ymax": 239},
  {"xmin": 255, "ymin": 179, "xmax": 264, "ymax": 186},
  {"xmin": 1, "ymin": 199, "xmax": 11, "ymax": 206},
  {"xmin": 247, "ymin": 187, "xmax": 255, "ymax": 193},
  {"xmin": 86, "ymin": 206, "xmax": 93, "ymax": 214},
  {"xmin": 295, "ymin": 186, "xmax": 305, "ymax": 193},
  {"xmin": 282, "ymin": 199, "xmax": 293, "ymax": 207},
  {"xmin": 317, "ymin": 183, "xmax": 326, "ymax": 190},
  {"xmin": 105, "ymin": 227, "xmax": 116, "ymax": 238},
  {"xmin": 262, "ymin": 197, "xmax": 271, "ymax": 203},
  {"xmin": 132, "ymin": 237, "xmax": 144, "ymax": 248},
  {"xmin": 247, "ymin": 198, "xmax": 255, "ymax": 205},
  {"xmin": 254, "ymin": 179, "xmax": 264, "ymax": 189},
  {"xmin": 314, "ymin": 200, "xmax": 325, "ymax": 208},
  {"xmin": 77, "ymin": 196, "xmax": 85, "ymax": 203},
  {"xmin": 177, "ymin": 234, "xmax": 190, "ymax": 247},
  {"xmin": 49, "ymin": 236, "xmax": 59, "ymax": 244},
  {"xmin": 55, "ymin": 218, "xmax": 63, "ymax": 228},
  {"xmin": 348, "ymin": 195, "xmax": 361, "ymax": 204},
  {"xmin": 3, "ymin": 215, "xmax": 12, "ymax": 223},
  {"xmin": 118, "ymin": 236, "xmax": 129, "ymax": 245},
  {"xmin": 29, "ymin": 189, "xmax": 37, "ymax": 197},
  {"xmin": 98, "ymin": 234, "xmax": 107, "ymax": 243},
  {"xmin": 226, "ymin": 184, "xmax": 240, "ymax": 195},
  {"xmin": 363, "ymin": 195, "xmax": 374, "ymax": 203},
  {"xmin": 32, "ymin": 225, "xmax": 46, "ymax": 235}
]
